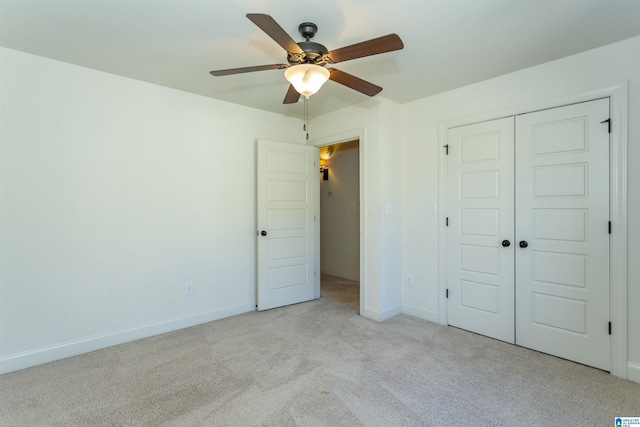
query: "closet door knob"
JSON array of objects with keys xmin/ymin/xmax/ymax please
[
  {"xmin": 519, "ymin": 240, "xmax": 528, "ymax": 248},
  {"xmin": 260, "ymin": 230, "xmax": 267, "ymax": 236},
  {"xmin": 502, "ymin": 240, "xmax": 511, "ymax": 247}
]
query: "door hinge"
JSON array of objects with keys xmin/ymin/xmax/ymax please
[
  {"xmin": 446, "ymin": 217, "xmax": 449, "ymax": 226},
  {"xmin": 608, "ymin": 221, "xmax": 612, "ymax": 234},
  {"xmin": 601, "ymin": 118, "xmax": 611, "ymax": 134},
  {"xmin": 446, "ymin": 289, "xmax": 449, "ymax": 298},
  {"xmin": 444, "ymin": 144, "xmax": 449, "ymax": 155},
  {"xmin": 609, "ymin": 321, "xmax": 612, "ymax": 335}
]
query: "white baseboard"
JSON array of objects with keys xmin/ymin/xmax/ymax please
[
  {"xmin": 627, "ymin": 362, "xmax": 640, "ymax": 384},
  {"xmin": 321, "ymin": 267, "xmax": 359, "ymax": 282},
  {"xmin": 362, "ymin": 306, "xmax": 379, "ymax": 321},
  {"xmin": 363, "ymin": 304, "xmax": 403, "ymax": 322},
  {"xmin": 402, "ymin": 304, "xmax": 439, "ymax": 323},
  {"xmin": 0, "ymin": 302, "xmax": 255, "ymax": 375}
]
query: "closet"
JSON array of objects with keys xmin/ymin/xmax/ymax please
[{"xmin": 446, "ymin": 98, "xmax": 611, "ymax": 371}]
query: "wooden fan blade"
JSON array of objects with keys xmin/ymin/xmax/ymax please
[
  {"xmin": 283, "ymin": 84, "xmax": 301, "ymax": 104},
  {"xmin": 329, "ymin": 69, "xmax": 382, "ymax": 97},
  {"xmin": 247, "ymin": 14, "xmax": 304, "ymax": 54},
  {"xmin": 328, "ymin": 34, "xmax": 404, "ymax": 64},
  {"xmin": 210, "ymin": 64, "xmax": 287, "ymax": 76}
]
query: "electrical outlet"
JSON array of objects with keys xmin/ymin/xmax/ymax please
[
  {"xmin": 406, "ymin": 274, "xmax": 413, "ymax": 286},
  {"xmin": 185, "ymin": 282, "xmax": 193, "ymax": 296}
]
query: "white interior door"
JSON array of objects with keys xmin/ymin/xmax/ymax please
[
  {"xmin": 515, "ymin": 99, "xmax": 610, "ymax": 370},
  {"xmin": 446, "ymin": 117, "xmax": 516, "ymax": 343},
  {"xmin": 257, "ymin": 140, "xmax": 317, "ymax": 311}
]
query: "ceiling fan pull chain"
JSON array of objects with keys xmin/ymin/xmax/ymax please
[{"xmin": 304, "ymin": 97, "xmax": 309, "ymax": 140}]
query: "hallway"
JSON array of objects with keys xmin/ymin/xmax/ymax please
[{"xmin": 321, "ymin": 274, "xmax": 359, "ymax": 314}]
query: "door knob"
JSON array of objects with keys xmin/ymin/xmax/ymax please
[
  {"xmin": 260, "ymin": 230, "xmax": 267, "ymax": 236},
  {"xmin": 502, "ymin": 240, "xmax": 511, "ymax": 247},
  {"xmin": 519, "ymin": 240, "xmax": 528, "ymax": 248}
]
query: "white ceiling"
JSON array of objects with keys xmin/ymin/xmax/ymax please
[{"xmin": 1, "ymin": 0, "xmax": 639, "ymax": 117}]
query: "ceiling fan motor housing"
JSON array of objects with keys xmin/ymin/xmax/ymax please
[{"xmin": 288, "ymin": 22, "xmax": 330, "ymax": 65}]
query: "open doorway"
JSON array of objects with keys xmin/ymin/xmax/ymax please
[{"xmin": 319, "ymin": 140, "xmax": 360, "ymax": 313}]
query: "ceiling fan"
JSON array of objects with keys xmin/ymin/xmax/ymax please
[{"xmin": 210, "ymin": 14, "xmax": 404, "ymax": 104}]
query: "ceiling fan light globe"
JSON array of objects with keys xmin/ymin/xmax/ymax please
[{"xmin": 284, "ymin": 64, "xmax": 330, "ymax": 98}]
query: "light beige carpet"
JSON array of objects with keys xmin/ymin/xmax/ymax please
[{"xmin": 1, "ymin": 277, "xmax": 639, "ymax": 426}]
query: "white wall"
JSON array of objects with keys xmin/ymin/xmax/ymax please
[
  {"xmin": 0, "ymin": 47, "xmax": 302, "ymax": 373},
  {"xmin": 320, "ymin": 142, "xmax": 360, "ymax": 281},
  {"xmin": 400, "ymin": 36, "xmax": 640, "ymax": 381}
]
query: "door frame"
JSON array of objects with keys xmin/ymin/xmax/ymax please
[
  {"xmin": 438, "ymin": 83, "xmax": 629, "ymax": 379},
  {"xmin": 310, "ymin": 128, "xmax": 366, "ymax": 316}
]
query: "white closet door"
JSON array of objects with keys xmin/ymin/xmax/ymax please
[
  {"xmin": 447, "ymin": 117, "xmax": 515, "ymax": 343},
  {"xmin": 515, "ymin": 98, "xmax": 610, "ymax": 370}
]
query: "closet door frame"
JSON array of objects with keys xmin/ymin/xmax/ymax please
[{"xmin": 438, "ymin": 83, "xmax": 628, "ymax": 380}]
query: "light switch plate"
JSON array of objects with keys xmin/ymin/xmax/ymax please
[{"xmin": 385, "ymin": 202, "xmax": 395, "ymax": 215}]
